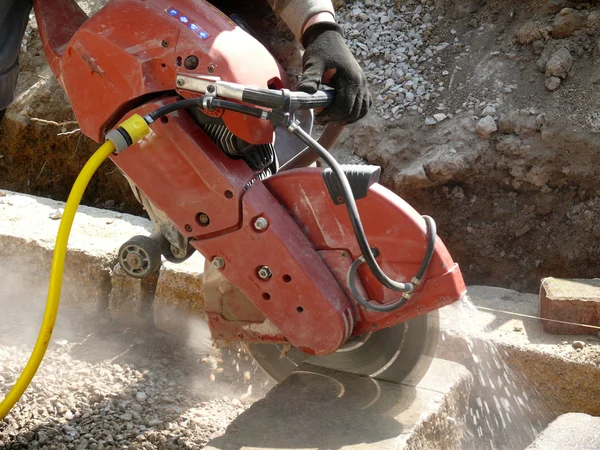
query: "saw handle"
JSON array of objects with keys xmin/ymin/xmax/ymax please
[{"xmin": 242, "ymin": 87, "xmax": 334, "ymax": 111}]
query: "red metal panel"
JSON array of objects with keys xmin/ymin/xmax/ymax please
[
  {"xmin": 113, "ymin": 100, "xmax": 253, "ymax": 238},
  {"xmin": 34, "ymin": 0, "xmax": 285, "ymax": 143},
  {"xmin": 264, "ymin": 169, "xmax": 466, "ymax": 337},
  {"xmin": 192, "ymin": 181, "xmax": 353, "ymax": 356}
]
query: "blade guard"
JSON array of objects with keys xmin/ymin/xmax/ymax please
[{"xmin": 263, "ymin": 168, "xmax": 466, "ymax": 337}]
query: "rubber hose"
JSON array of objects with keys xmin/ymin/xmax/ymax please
[{"xmin": 0, "ymin": 141, "xmax": 116, "ymax": 419}]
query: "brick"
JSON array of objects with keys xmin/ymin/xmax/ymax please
[{"xmin": 539, "ymin": 277, "xmax": 600, "ymax": 335}]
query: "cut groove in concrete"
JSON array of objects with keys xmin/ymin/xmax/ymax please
[{"xmin": 204, "ymin": 358, "xmax": 473, "ymax": 450}]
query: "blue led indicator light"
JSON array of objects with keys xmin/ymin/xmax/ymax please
[
  {"xmin": 199, "ymin": 31, "xmax": 209, "ymax": 39},
  {"xmin": 180, "ymin": 16, "xmax": 189, "ymax": 23},
  {"xmin": 190, "ymin": 23, "xmax": 199, "ymax": 31},
  {"xmin": 168, "ymin": 9, "xmax": 178, "ymax": 16}
]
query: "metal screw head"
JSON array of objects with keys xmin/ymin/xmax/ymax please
[
  {"xmin": 212, "ymin": 257, "xmax": 225, "ymax": 269},
  {"xmin": 170, "ymin": 244, "xmax": 186, "ymax": 259},
  {"xmin": 184, "ymin": 55, "xmax": 199, "ymax": 70},
  {"xmin": 161, "ymin": 40, "xmax": 169, "ymax": 48},
  {"xmin": 206, "ymin": 84, "xmax": 216, "ymax": 94},
  {"xmin": 258, "ymin": 266, "xmax": 272, "ymax": 280},
  {"xmin": 207, "ymin": 64, "xmax": 216, "ymax": 73},
  {"xmin": 254, "ymin": 217, "xmax": 268, "ymax": 231},
  {"xmin": 176, "ymin": 78, "xmax": 185, "ymax": 87},
  {"xmin": 197, "ymin": 213, "xmax": 210, "ymax": 226}
]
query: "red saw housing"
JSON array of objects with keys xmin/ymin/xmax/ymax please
[{"xmin": 34, "ymin": 0, "xmax": 466, "ymax": 356}]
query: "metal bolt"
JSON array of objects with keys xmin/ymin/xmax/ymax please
[
  {"xmin": 184, "ymin": 55, "xmax": 199, "ymax": 70},
  {"xmin": 207, "ymin": 64, "xmax": 216, "ymax": 73},
  {"xmin": 212, "ymin": 257, "xmax": 225, "ymax": 269},
  {"xmin": 254, "ymin": 217, "xmax": 268, "ymax": 231},
  {"xmin": 170, "ymin": 244, "xmax": 186, "ymax": 259},
  {"xmin": 185, "ymin": 224, "xmax": 193, "ymax": 232},
  {"xmin": 126, "ymin": 252, "xmax": 143, "ymax": 270},
  {"xmin": 206, "ymin": 84, "xmax": 216, "ymax": 94},
  {"xmin": 176, "ymin": 78, "xmax": 185, "ymax": 87},
  {"xmin": 258, "ymin": 266, "xmax": 272, "ymax": 280},
  {"xmin": 197, "ymin": 213, "xmax": 210, "ymax": 226},
  {"xmin": 161, "ymin": 40, "xmax": 169, "ymax": 48}
]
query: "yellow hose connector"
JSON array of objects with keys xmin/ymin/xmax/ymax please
[{"xmin": 0, "ymin": 115, "xmax": 150, "ymax": 420}]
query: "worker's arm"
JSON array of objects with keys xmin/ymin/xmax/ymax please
[
  {"xmin": 268, "ymin": 0, "xmax": 371, "ymax": 124},
  {"xmin": 266, "ymin": 0, "xmax": 335, "ymax": 42}
]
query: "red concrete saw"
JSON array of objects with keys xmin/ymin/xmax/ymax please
[{"xmin": 33, "ymin": 0, "xmax": 466, "ymax": 384}]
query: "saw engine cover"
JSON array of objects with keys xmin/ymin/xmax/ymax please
[{"xmin": 33, "ymin": 0, "xmax": 467, "ymax": 383}]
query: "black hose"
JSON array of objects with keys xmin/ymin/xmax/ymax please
[
  {"xmin": 414, "ymin": 215, "xmax": 436, "ymax": 283},
  {"xmin": 348, "ymin": 258, "xmax": 409, "ymax": 312},
  {"xmin": 289, "ymin": 123, "xmax": 414, "ymax": 293},
  {"xmin": 147, "ymin": 97, "xmax": 265, "ymax": 122},
  {"xmin": 347, "ymin": 215, "xmax": 436, "ymax": 312}
]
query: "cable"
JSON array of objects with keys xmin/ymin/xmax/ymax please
[
  {"xmin": 146, "ymin": 97, "xmax": 265, "ymax": 123},
  {"xmin": 289, "ymin": 122, "xmax": 429, "ymax": 294},
  {"xmin": 347, "ymin": 215, "xmax": 437, "ymax": 312},
  {"xmin": 0, "ymin": 141, "xmax": 116, "ymax": 419}
]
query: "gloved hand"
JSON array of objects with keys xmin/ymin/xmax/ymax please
[{"xmin": 298, "ymin": 22, "xmax": 371, "ymax": 124}]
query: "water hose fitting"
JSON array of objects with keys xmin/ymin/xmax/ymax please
[{"xmin": 106, "ymin": 114, "xmax": 151, "ymax": 154}]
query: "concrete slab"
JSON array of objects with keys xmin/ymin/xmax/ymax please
[
  {"xmin": 107, "ymin": 264, "xmax": 158, "ymax": 327},
  {"xmin": 0, "ymin": 190, "xmax": 151, "ymax": 311},
  {"xmin": 204, "ymin": 359, "xmax": 473, "ymax": 450},
  {"xmin": 540, "ymin": 277, "xmax": 600, "ymax": 335},
  {"xmin": 526, "ymin": 413, "xmax": 600, "ymax": 449},
  {"xmin": 153, "ymin": 253, "xmax": 207, "ymax": 339},
  {"xmin": 438, "ymin": 286, "xmax": 600, "ymax": 448}
]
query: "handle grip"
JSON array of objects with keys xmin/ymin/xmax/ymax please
[{"xmin": 242, "ymin": 88, "xmax": 334, "ymax": 110}]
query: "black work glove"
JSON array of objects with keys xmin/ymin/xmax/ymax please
[{"xmin": 298, "ymin": 22, "xmax": 371, "ymax": 124}]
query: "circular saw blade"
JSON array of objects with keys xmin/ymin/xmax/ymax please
[{"xmin": 249, "ymin": 310, "xmax": 439, "ymax": 384}]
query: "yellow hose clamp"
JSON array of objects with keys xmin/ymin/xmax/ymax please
[{"xmin": 106, "ymin": 114, "xmax": 151, "ymax": 154}]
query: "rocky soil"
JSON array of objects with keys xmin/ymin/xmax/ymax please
[
  {"xmin": 0, "ymin": 272, "xmax": 272, "ymax": 449},
  {"xmin": 4, "ymin": 0, "xmax": 600, "ymax": 294}
]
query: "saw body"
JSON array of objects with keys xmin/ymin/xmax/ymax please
[{"xmin": 33, "ymin": 0, "xmax": 466, "ymax": 381}]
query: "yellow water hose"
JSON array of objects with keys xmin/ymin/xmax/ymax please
[{"xmin": 0, "ymin": 114, "xmax": 150, "ymax": 420}]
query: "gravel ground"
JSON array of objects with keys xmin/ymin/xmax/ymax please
[
  {"xmin": 337, "ymin": 0, "xmax": 453, "ymax": 122},
  {"xmin": 0, "ymin": 271, "xmax": 273, "ymax": 449}
]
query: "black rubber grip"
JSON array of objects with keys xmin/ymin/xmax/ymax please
[
  {"xmin": 290, "ymin": 91, "xmax": 334, "ymax": 110},
  {"xmin": 242, "ymin": 88, "xmax": 334, "ymax": 110}
]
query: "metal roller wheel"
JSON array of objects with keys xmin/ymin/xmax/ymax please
[
  {"xmin": 248, "ymin": 310, "xmax": 439, "ymax": 385},
  {"xmin": 118, "ymin": 235, "xmax": 162, "ymax": 278}
]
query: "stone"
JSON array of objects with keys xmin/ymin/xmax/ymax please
[
  {"xmin": 540, "ymin": 278, "xmax": 600, "ymax": 335},
  {"xmin": 425, "ymin": 117, "xmax": 437, "ymax": 126},
  {"xmin": 433, "ymin": 113, "xmax": 447, "ymax": 122},
  {"xmin": 153, "ymin": 255, "xmax": 206, "ymax": 340},
  {"xmin": 476, "ymin": 116, "xmax": 498, "ymax": 139},
  {"xmin": 38, "ymin": 432, "xmax": 49, "ymax": 444},
  {"xmin": 550, "ymin": 10, "xmax": 588, "ymax": 39},
  {"xmin": 545, "ymin": 76, "xmax": 561, "ymax": 91},
  {"xmin": 526, "ymin": 413, "xmax": 600, "ymax": 449},
  {"xmin": 0, "ymin": 190, "xmax": 151, "ymax": 312},
  {"xmin": 440, "ymin": 286, "xmax": 600, "ymax": 443},
  {"xmin": 108, "ymin": 264, "xmax": 158, "ymax": 327},
  {"xmin": 572, "ymin": 340, "xmax": 585, "ymax": 349},
  {"xmin": 481, "ymin": 105, "xmax": 497, "ymax": 117},
  {"xmin": 546, "ymin": 47, "xmax": 573, "ymax": 79},
  {"xmin": 517, "ymin": 22, "xmax": 548, "ymax": 44},
  {"xmin": 205, "ymin": 359, "xmax": 472, "ymax": 450}
]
